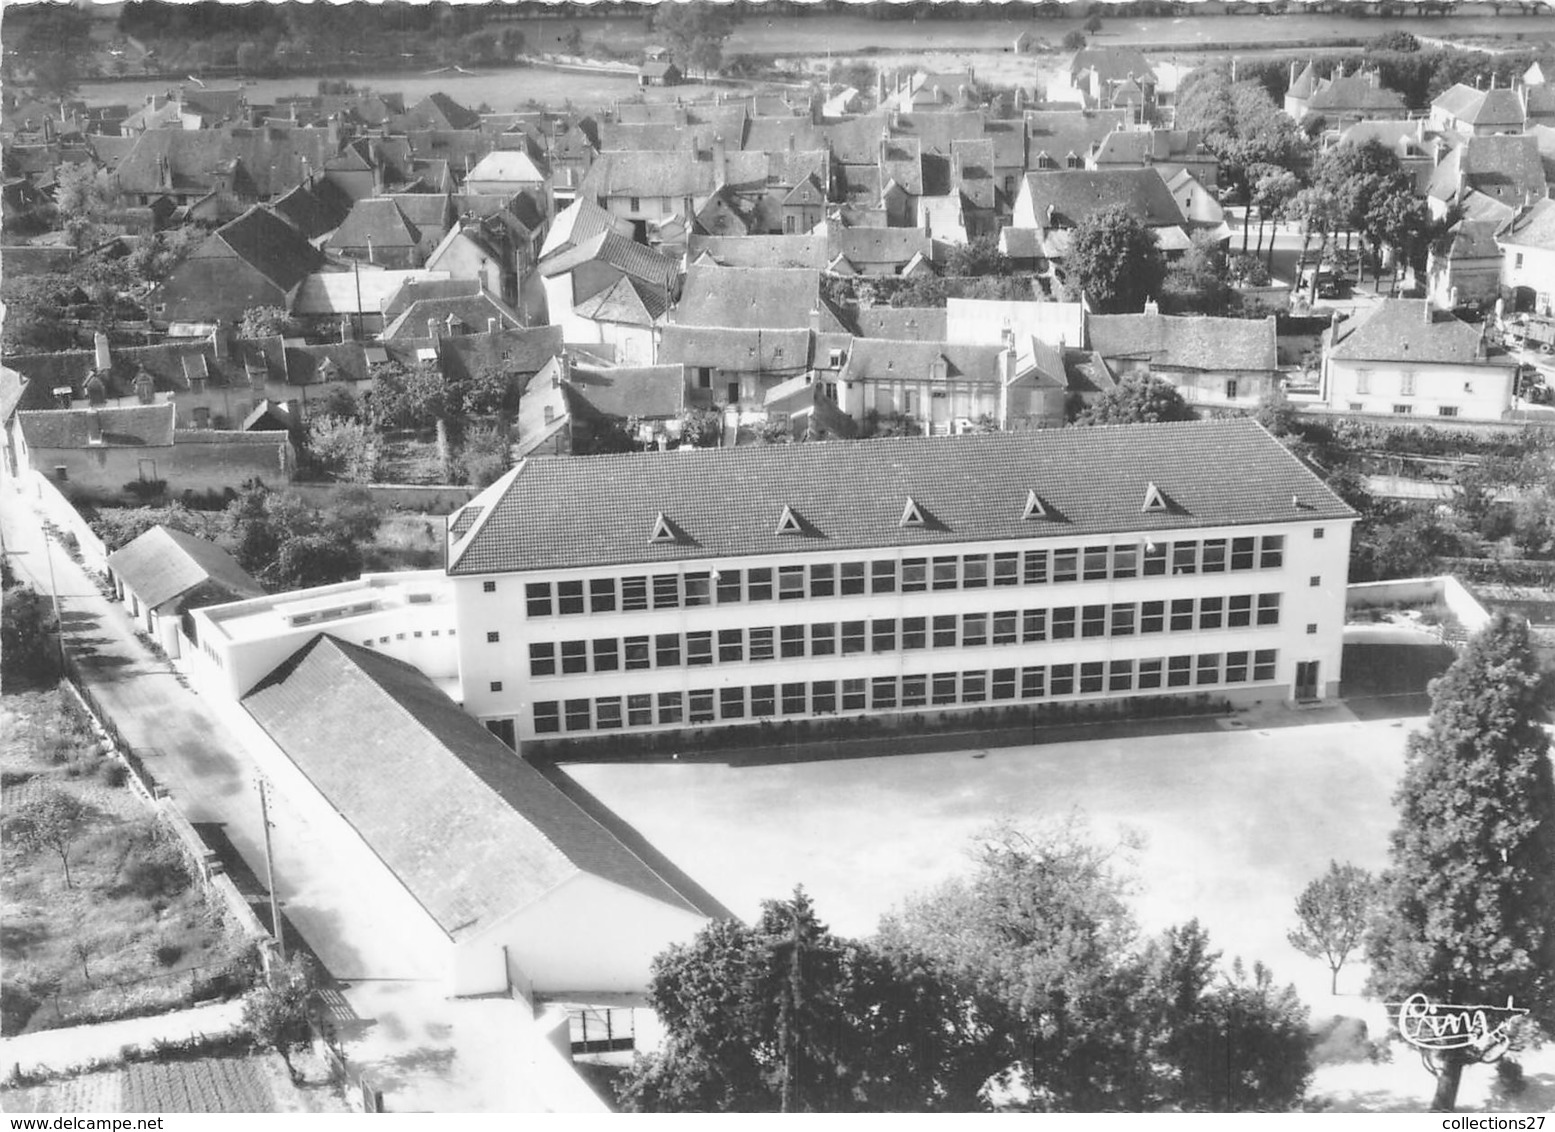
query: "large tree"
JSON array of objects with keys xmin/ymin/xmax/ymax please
[
  {"xmin": 1174, "ymin": 69, "xmax": 1312, "ymax": 201},
  {"xmin": 1366, "ymin": 614, "xmax": 1555, "ymax": 1112},
  {"xmin": 650, "ymin": 1, "xmax": 736, "ymax": 80},
  {"xmin": 1287, "ymin": 861, "xmax": 1376, "ymax": 995},
  {"xmin": 1063, "ymin": 204, "xmax": 1165, "ymax": 314},
  {"xmin": 1073, "ymin": 375, "xmax": 1195, "ymax": 427}
]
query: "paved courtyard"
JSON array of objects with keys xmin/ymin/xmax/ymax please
[{"xmin": 565, "ymin": 712, "xmax": 1417, "ymax": 1014}]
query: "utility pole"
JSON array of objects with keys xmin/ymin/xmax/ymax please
[
  {"xmin": 257, "ymin": 777, "xmax": 286, "ymax": 961},
  {"xmin": 42, "ymin": 531, "xmax": 66, "ymax": 669}
]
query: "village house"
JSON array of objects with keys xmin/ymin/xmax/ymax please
[
  {"xmin": 1086, "ymin": 312, "xmax": 1281, "ymax": 409},
  {"xmin": 1497, "ymin": 196, "xmax": 1555, "ymax": 315},
  {"xmin": 106, "ymin": 525, "xmax": 265, "ymax": 660},
  {"xmin": 1430, "ymin": 80, "xmax": 1530, "ymax": 139},
  {"xmin": 1426, "ymin": 134, "xmax": 1548, "ymax": 223},
  {"xmin": 1284, "ymin": 62, "xmax": 1406, "ymax": 130},
  {"xmin": 514, "ymin": 354, "xmax": 686, "ymax": 458},
  {"xmin": 148, "ymin": 205, "xmax": 324, "ymax": 329}
]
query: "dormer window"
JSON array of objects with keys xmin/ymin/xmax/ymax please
[
  {"xmin": 775, "ymin": 505, "xmax": 803, "ymax": 535},
  {"xmin": 1022, "ymin": 489, "xmax": 1048, "ymax": 520},
  {"xmin": 1141, "ymin": 481, "xmax": 1169, "ymax": 514},
  {"xmin": 649, "ymin": 512, "xmax": 678, "ymax": 544},
  {"xmin": 900, "ymin": 497, "xmax": 926, "ymax": 528}
]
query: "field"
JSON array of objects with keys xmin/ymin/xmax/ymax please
[{"xmin": 0, "ymin": 686, "xmax": 250, "ymax": 1037}]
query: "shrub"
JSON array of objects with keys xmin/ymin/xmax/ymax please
[{"xmin": 97, "ymin": 760, "xmax": 128, "ymax": 788}]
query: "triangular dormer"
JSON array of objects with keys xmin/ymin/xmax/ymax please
[
  {"xmin": 1023, "ymin": 489, "xmax": 1048, "ymax": 520},
  {"xmin": 1141, "ymin": 481, "xmax": 1169, "ymax": 514},
  {"xmin": 649, "ymin": 512, "xmax": 678, "ymax": 544},
  {"xmin": 900, "ymin": 497, "xmax": 926, "ymax": 528},
  {"xmin": 776, "ymin": 504, "xmax": 804, "ymax": 536}
]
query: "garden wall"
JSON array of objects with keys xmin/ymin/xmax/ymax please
[
  {"xmin": 288, "ymin": 481, "xmax": 476, "ymax": 514},
  {"xmin": 1346, "ymin": 575, "xmax": 1492, "ymax": 636}
]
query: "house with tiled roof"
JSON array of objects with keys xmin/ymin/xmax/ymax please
[
  {"xmin": 1088, "ymin": 129, "xmax": 1218, "ymax": 188},
  {"xmin": 1025, "ymin": 108, "xmax": 1135, "ymax": 176},
  {"xmin": 269, "ymin": 180, "xmax": 351, "ymax": 242},
  {"xmin": 464, "ymin": 149, "xmax": 549, "ymax": 199},
  {"xmin": 855, "ymin": 307, "xmax": 948, "ymax": 341},
  {"xmin": 1427, "ymin": 134, "xmax": 1548, "ymax": 222},
  {"xmin": 1065, "ymin": 48, "xmax": 1158, "ymax": 117},
  {"xmin": 113, "ymin": 125, "xmax": 339, "ymax": 209},
  {"xmin": 832, "ymin": 336, "xmax": 1058, "ymax": 433},
  {"xmin": 1010, "ymin": 168, "xmax": 1193, "ymax": 265},
  {"xmin": 1087, "ymin": 313, "xmax": 1280, "ymax": 409},
  {"xmin": 659, "ymin": 324, "xmax": 814, "ymax": 409},
  {"xmin": 1431, "ymin": 81, "xmax": 1529, "ymax": 139},
  {"xmin": 1323, "ymin": 299, "xmax": 1517, "ymax": 420},
  {"xmin": 570, "ymin": 275, "xmax": 672, "ymax": 366},
  {"xmin": 673, "ymin": 264, "xmax": 853, "ymax": 334},
  {"xmin": 1284, "ymin": 60, "xmax": 1319, "ymax": 119},
  {"xmin": 1294, "ymin": 67, "xmax": 1407, "ymax": 131},
  {"xmin": 381, "ymin": 291, "xmax": 524, "ymax": 343},
  {"xmin": 107, "ymin": 525, "xmax": 264, "ymax": 658},
  {"xmin": 538, "ymin": 220, "xmax": 678, "ymax": 348},
  {"xmin": 515, "ymin": 354, "xmax": 686, "ymax": 457},
  {"xmin": 687, "ymin": 234, "xmax": 828, "ymax": 270},
  {"xmin": 1497, "ymin": 197, "xmax": 1555, "ymax": 315},
  {"xmin": 399, "ymin": 92, "xmax": 481, "ymax": 132},
  {"xmin": 825, "ymin": 224, "xmax": 935, "ymax": 276},
  {"xmin": 326, "ymin": 197, "xmax": 428, "ymax": 269},
  {"xmin": 149, "ymin": 205, "xmax": 324, "ymax": 328},
  {"xmin": 1332, "ymin": 119, "xmax": 1441, "ymax": 194},
  {"xmin": 639, "ymin": 60, "xmax": 682, "ymax": 87},
  {"xmin": 1429, "ymin": 217, "xmax": 1507, "ymax": 311}
]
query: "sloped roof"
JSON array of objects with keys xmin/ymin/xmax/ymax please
[
  {"xmin": 1498, "ymin": 196, "xmax": 1555, "ymax": 252},
  {"xmin": 114, "ymin": 126, "xmax": 338, "ymax": 199},
  {"xmin": 206, "ymin": 205, "xmax": 322, "ymax": 291},
  {"xmin": 381, "ymin": 291, "xmax": 522, "ymax": 341},
  {"xmin": 436, "ymin": 325, "xmax": 564, "ymax": 378},
  {"xmin": 1428, "ymin": 134, "xmax": 1547, "ymax": 205},
  {"xmin": 687, "ymin": 234, "xmax": 828, "ymax": 270},
  {"xmin": 567, "ymin": 364, "xmax": 685, "ymax": 419},
  {"xmin": 406, "ymin": 92, "xmax": 481, "ymax": 131},
  {"xmin": 842, "ymin": 338, "xmax": 1007, "ymax": 384},
  {"xmin": 106, "ymin": 525, "xmax": 263, "ymax": 612},
  {"xmin": 1288, "ymin": 60, "xmax": 1318, "ymax": 101},
  {"xmin": 674, "ymin": 264, "xmax": 850, "ymax": 332},
  {"xmin": 380, "ymin": 276, "xmax": 481, "ymax": 319},
  {"xmin": 1091, "ymin": 129, "xmax": 1206, "ymax": 167},
  {"xmin": 828, "ymin": 225, "xmax": 933, "ymax": 267},
  {"xmin": 572, "ymin": 273, "xmax": 670, "ymax": 325},
  {"xmin": 539, "ymin": 228, "xmax": 680, "ymax": 293},
  {"xmin": 1433, "ymin": 82, "xmax": 1526, "ymax": 128},
  {"xmin": 270, "ymin": 181, "xmax": 350, "ymax": 239},
  {"xmin": 540, "ymin": 197, "xmax": 633, "ymax": 261},
  {"xmin": 1444, "ymin": 218, "xmax": 1505, "ymax": 261},
  {"xmin": 327, "ymin": 197, "xmax": 422, "ymax": 252},
  {"xmin": 1329, "ymin": 299, "xmax": 1512, "ymax": 366},
  {"xmin": 386, "ymin": 193, "xmax": 455, "ymax": 237},
  {"xmin": 855, "ymin": 307, "xmax": 949, "ymax": 340},
  {"xmin": 1307, "ymin": 73, "xmax": 1406, "ymax": 115},
  {"xmin": 1070, "ymin": 47, "xmax": 1158, "ymax": 87},
  {"xmin": 17, "ymin": 403, "xmax": 176, "ymax": 449},
  {"xmin": 1087, "ymin": 313, "xmax": 1277, "ymax": 371},
  {"xmin": 658, "ymin": 325, "xmax": 812, "ymax": 372},
  {"xmin": 448, "ymin": 417, "xmax": 1354, "ymax": 576},
  {"xmin": 1022, "ymin": 168, "xmax": 1186, "ymax": 229},
  {"xmin": 241, "ymin": 636, "xmax": 706, "ymax": 940},
  {"xmin": 294, "ymin": 269, "xmax": 452, "ymax": 317},
  {"xmin": 465, "ymin": 149, "xmax": 546, "ymax": 185}
]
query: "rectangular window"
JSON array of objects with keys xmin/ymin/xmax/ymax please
[
  {"xmin": 1051, "ymin": 607, "xmax": 1076, "ymax": 640},
  {"xmin": 1225, "ymin": 651, "xmax": 1249, "ymax": 683},
  {"xmin": 1198, "ymin": 596, "xmax": 1224, "ymax": 631},
  {"xmin": 720, "ymin": 687, "xmax": 746, "ymax": 720},
  {"xmin": 1438, "ymin": 406, "xmax": 1459, "ymax": 418},
  {"xmin": 1083, "ymin": 546, "xmax": 1109, "ymax": 581},
  {"xmin": 628, "ymin": 694, "xmax": 653, "ymax": 727},
  {"xmin": 1052, "ymin": 549, "xmax": 1079, "ymax": 583},
  {"xmin": 809, "ymin": 563, "xmax": 835, "ymax": 598},
  {"xmin": 1400, "ymin": 371, "xmax": 1416, "ymax": 397},
  {"xmin": 902, "ymin": 558, "xmax": 927, "ymax": 592},
  {"xmin": 962, "ymin": 671, "xmax": 987, "ymax": 703},
  {"xmin": 842, "ymin": 679, "xmax": 867, "ymax": 711},
  {"xmin": 483, "ymin": 581, "xmax": 497, "ymax": 594},
  {"xmin": 624, "ymin": 636, "xmax": 650, "ymax": 669},
  {"xmin": 689, "ymin": 689, "xmax": 715, "ymax": 724},
  {"xmin": 596, "ymin": 697, "xmax": 623, "ymax": 730},
  {"xmin": 1167, "ymin": 655, "xmax": 1192, "ymax": 688},
  {"xmin": 1356, "ymin": 369, "xmax": 1372, "ymax": 395},
  {"xmin": 1230, "ymin": 537, "xmax": 1256, "ymax": 571},
  {"xmin": 748, "ymin": 568, "xmax": 773, "ymax": 602},
  {"xmin": 751, "ymin": 685, "xmax": 776, "ymax": 717},
  {"xmin": 526, "ymin": 582, "xmax": 552, "ymax": 617},
  {"xmin": 592, "ymin": 638, "xmax": 619, "ymax": 672},
  {"xmin": 932, "ymin": 556, "xmax": 958, "ymax": 591},
  {"xmin": 1196, "ymin": 653, "xmax": 1221, "ymax": 686},
  {"xmin": 622, "ymin": 575, "xmax": 649, "ymax": 611},
  {"xmin": 684, "ymin": 572, "xmax": 711, "ymax": 607},
  {"xmin": 490, "ymin": 681, "xmax": 503, "ymax": 693},
  {"xmin": 589, "ymin": 578, "xmax": 616, "ymax": 612},
  {"xmin": 565, "ymin": 698, "xmax": 591, "ymax": 732},
  {"xmin": 780, "ymin": 625, "xmax": 806, "ymax": 658},
  {"xmin": 782, "ymin": 682, "xmax": 808, "ymax": 715},
  {"xmin": 779, "ymin": 566, "xmax": 806, "ymax": 601},
  {"xmin": 871, "ymin": 559, "xmax": 897, "ymax": 594},
  {"xmin": 1260, "ymin": 535, "xmax": 1285, "ymax": 569},
  {"xmin": 933, "ymin": 615, "xmax": 958, "ymax": 648},
  {"xmin": 963, "ymin": 555, "xmax": 989, "ymax": 589},
  {"xmin": 718, "ymin": 628, "xmax": 744, "ymax": 663},
  {"xmin": 1228, "ymin": 595, "xmax": 1253, "ymax": 628},
  {"xmin": 487, "ymin": 631, "xmax": 501, "ymax": 643},
  {"xmin": 994, "ymin": 552, "xmax": 1019, "ymax": 586},
  {"xmin": 901, "ymin": 673, "xmax": 927, "ymax": 707},
  {"xmin": 1109, "ymin": 659, "xmax": 1134, "ymax": 692},
  {"xmin": 1081, "ymin": 604, "xmax": 1106, "ymax": 638},
  {"xmin": 529, "ymin": 642, "xmax": 556, "ymax": 677},
  {"xmin": 872, "ymin": 676, "xmax": 898, "ymax": 709},
  {"xmin": 1225, "ymin": 378, "xmax": 1239, "ymax": 400},
  {"xmin": 561, "ymin": 639, "xmax": 587, "ymax": 674},
  {"xmin": 656, "ymin": 633, "xmax": 681, "ymax": 667},
  {"xmin": 993, "ymin": 610, "xmax": 1018, "ymax": 645},
  {"xmin": 1143, "ymin": 542, "xmax": 1168, "ymax": 576},
  {"xmin": 1112, "ymin": 545, "xmax": 1138, "ymax": 579},
  {"xmin": 1111, "ymin": 603, "xmax": 1136, "ymax": 637},
  {"xmin": 1050, "ymin": 664, "xmax": 1075, "ymax": 697},
  {"xmin": 1172, "ymin": 541, "xmax": 1198, "ymax": 576},
  {"xmin": 717, "ymin": 569, "xmax": 743, "ymax": 604},
  {"xmin": 902, "ymin": 617, "xmax": 927, "ymax": 650},
  {"xmin": 841, "ymin": 620, "xmax": 866, "ymax": 654},
  {"xmin": 658, "ymin": 691, "xmax": 683, "ymax": 725},
  {"xmin": 1257, "ymin": 593, "xmax": 1281, "ymax": 626},
  {"xmin": 992, "ymin": 668, "xmax": 1016, "ymax": 700},
  {"xmin": 932, "ymin": 672, "xmax": 957, "ymax": 705},
  {"xmin": 811, "ymin": 680, "xmax": 836, "ymax": 714},
  {"xmin": 653, "ymin": 574, "xmax": 680, "ymax": 609},
  {"xmin": 1314, "ymin": 528, "xmax": 1325, "ymax": 540},
  {"xmin": 1254, "ymin": 650, "xmax": 1278, "ymax": 681},
  {"xmin": 686, "ymin": 631, "xmax": 713, "ymax": 666},
  {"xmin": 1021, "ymin": 666, "xmax": 1046, "ymax": 699},
  {"xmin": 557, "ymin": 580, "xmax": 585, "ymax": 615},
  {"xmin": 1138, "ymin": 658, "xmax": 1163, "ymax": 690},
  {"xmin": 872, "ymin": 618, "xmax": 897, "ymax": 653},
  {"xmin": 750, "ymin": 627, "xmax": 775, "ymax": 662},
  {"xmin": 1170, "ymin": 599, "xmax": 1196, "ymax": 633},
  {"xmin": 1023, "ymin": 608, "xmax": 1047, "ymax": 642},
  {"xmin": 1080, "ymin": 661, "xmax": 1105, "ymax": 694},
  {"xmin": 840, "ymin": 561, "xmax": 866, "ymax": 595},
  {"xmin": 1023, "ymin": 549, "xmax": 1049, "ymax": 584},
  {"xmin": 1201, "ymin": 540, "xmax": 1227, "ymax": 574},
  {"xmin": 810, "ymin": 623, "xmax": 836, "ymax": 656},
  {"xmin": 962, "ymin": 613, "xmax": 988, "ymax": 647},
  {"xmin": 534, "ymin": 701, "xmax": 560, "ymax": 733}
]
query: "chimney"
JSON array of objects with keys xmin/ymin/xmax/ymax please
[
  {"xmin": 94, "ymin": 332, "xmax": 112, "ymax": 371},
  {"xmin": 712, "ymin": 134, "xmax": 727, "ymax": 187},
  {"xmin": 788, "ymin": 132, "xmax": 796, "ymax": 152},
  {"xmin": 1290, "ymin": 60, "xmax": 1297, "ymax": 88},
  {"xmin": 366, "ymin": 234, "xmax": 375, "ymax": 264},
  {"xmin": 212, "ymin": 320, "xmax": 228, "ymax": 359},
  {"xmin": 488, "ymin": 317, "xmax": 498, "ymax": 334},
  {"xmin": 808, "ymin": 306, "xmax": 822, "ymax": 334},
  {"xmin": 428, "ymin": 318, "xmax": 440, "ymax": 342},
  {"xmin": 1422, "ymin": 300, "xmax": 1433, "ymax": 325},
  {"xmin": 340, "ymin": 316, "xmax": 352, "ymax": 343}
]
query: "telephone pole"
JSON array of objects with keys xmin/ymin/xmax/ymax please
[{"xmin": 257, "ymin": 777, "xmax": 286, "ymax": 961}]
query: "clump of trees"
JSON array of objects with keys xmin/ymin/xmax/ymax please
[
  {"xmin": 1063, "ymin": 205, "xmax": 1165, "ymax": 314},
  {"xmin": 1072, "ymin": 375, "xmax": 1195, "ymax": 427},
  {"xmin": 242, "ymin": 954, "xmax": 319, "ymax": 1083},
  {"xmin": 2, "ymin": 585, "xmax": 60, "ymax": 687},
  {"xmin": 649, "ymin": 1, "xmax": 737, "ymax": 79},
  {"xmin": 223, "ymin": 482, "xmax": 381, "ymax": 592}
]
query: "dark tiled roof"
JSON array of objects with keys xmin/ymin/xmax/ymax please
[
  {"xmin": 106, "ymin": 525, "xmax": 263, "ymax": 611},
  {"xmin": 406, "ymin": 92, "xmax": 481, "ymax": 131},
  {"xmin": 241, "ymin": 636, "xmax": 704, "ymax": 939},
  {"xmin": 327, "ymin": 197, "xmax": 422, "ymax": 252},
  {"xmin": 1329, "ymin": 299, "xmax": 1513, "ymax": 366},
  {"xmin": 688, "ymin": 234, "xmax": 827, "ymax": 270},
  {"xmin": 568, "ymin": 364, "xmax": 685, "ymax": 419},
  {"xmin": 209, "ymin": 205, "xmax": 323, "ymax": 291},
  {"xmin": 1433, "ymin": 83, "xmax": 1526, "ymax": 128},
  {"xmin": 1499, "ymin": 196, "xmax": 1555, "ymax": 251},
  {"xmin": 17, "ymin": 403, "xmax": 176, "ymax": 449},
  {"xmin": 1306, "ymin": 73, "xmax": 1406, "ymax": 115},
  {"xmin": 854, "ymin": 307, "xmax": 948, "ymax": 340},
  {"xmin": 658, "ymin": 325, "xmax": 812, "ymax": 372},
  {"xmin": 1428, "ymin": 135, "xmax": 1546, "ymax": 205},
  {"xmin": 829, "ymin": 225, "xmax": 932, "ymax": 268},
  {"xmin": 436, "ymin": 325, "xmax": 564, "ymax": 379},
  {"xmin": 381, "ymin": 277, "xmax": 482, "ymax": 319},
  {"xmin": 449, "ymin": 417, "xmax": 1355, "ymax": 575},
  {"xmin": 381, "ymin": 293, "xmax": 522, "ymax": 342},
  {"xmin": 572, "ymin": 274, "xmax": 670, "ymax": 325},
  {"xmin": 114, "ymin": 126, "xmax": 338, "ymax": 200},
  {"xmin": 1022, "ymin": 168, "xmax": 1185, "ymax": 229},
  {"xmin": 284, "ymin": 342, "xmax": 371, "ymax": 385},
  {"xmin": 1087, "ymin": 313, "xmax": 1278, "ymax": 371},
  {"xmin": 674, "ymin": 264, "xmax": 851, "ymax": 332},
  {"xmin": 841, "ymin": 338, "xmax": 1007, "ymax": 384},
  {"xmin": 270, "ymin": 181, "xmax": 350, "ymax": 239}
]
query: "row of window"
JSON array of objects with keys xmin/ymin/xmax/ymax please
[
  {"xmin": 531, "ymin": 650, "xmax": 1281, "ymax": 733},
  {"xmin": 513, "ymin": 536, "xmax": 1293, "ymax": 617},
  {"xmin": 1346, "ymin": 402, "xmax": 1461, "ymax": 418},
  {"xmin": 523, "ymin": 594, "xmax": 1286, "ymax": 677}
]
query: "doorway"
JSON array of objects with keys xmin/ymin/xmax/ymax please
[{"xmin": 1294, "ymin": 661, "xmax": 1319, "ymax": 702}]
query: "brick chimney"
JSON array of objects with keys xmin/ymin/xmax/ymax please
[
  {"xmin": 487, "ymin": 318, "xmax": 498, "ymax": 334},
  {"xmin": 340, "ymin": 316, "xmax": 353, "ymax": 343},
  {"xmin": 712, "ymin": 134, "xmax": 727, "ymax": 187},
  {"xmin": 94, "ymin": 332, "xmax": 112, "ymax": 371},
  {"xmin": 428, "ymin": 318, "xmax": 440, "ymax": 342}
]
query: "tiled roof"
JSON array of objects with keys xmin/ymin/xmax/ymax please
[
  {"xmin": 284, "ymin": 342, "xmax": 371, "ymax": 385},
  {"xmin": 209, "ymin": 205, "xmax": 322, "ymax": 291},
  {"xmin": 114, "ymin": 126, "xmax": 338, "ymax": 200},
  {"xmin": 674, "ymin": 264, "xmax": 851, "ymax": 332},
  {"xmin": 406, "ymin": 92, "xmax": 481, "ymax": 131},
  {"xmin": 1307, "ymin": 73, "xmax": 1406, "ymax": 115},
  {"xmin": 1070, "ymin": 47, "xmax": 1157, "ymax": 87},
  {"xmin": 841, "ymin": 338, "xmax": 1007, "ymax": 384},
  {"xmin": 106, "ymin": 526, "xmax": 263, "ymax": 612},
  {"xmin": 241, "ymin": 636, "xmax": 705, "ymax": 939},
  {"xmin": 17, "ymin": 403, "xmax": 176, "ymax": 449},
  {"xmin": 465, "ymin": 150, "xmax": 546, "ymax": 184},
  {"xmin": 1091, "ymin": 128, "xmax": 1206, "ymax": 167},
  {"xmin": 1429, "ymin": 135, "xmax": 1547, "ymax": 205},
  {"xmin": 1499, "ymin": 196, "xmax": 1555, "ymax": 252},
  {"xmin": 572, "ymin": 274, "xmax": 670, "ymax": 325},
  {"xmin": 658, "ymin": 325, "xmax": 812, "ymax": 372},
  {"xmin": 828, "ymin": 226, "xmax": 932, "ymax": 267},
  {"xmin": 381, "ymin": 292, "xmax": 522, "ymax": 342},
  {"xmin": 687, "ymin": 234, "xmax": 828, "ymax": 270},
  {"xmin": 326, "ymin": 198, "xmax": 422, "ymax": 252},
  {"xmin": 449, "ymin": 417, "xmax": 1353, "ymax": 576},
  {"xmin": 435, "ymin": 325, "xmax": 564, "ymax": 379},
  {"xmin": 1288, "ymin": 60, "xmax": 1318, "ymax": 101},
  {"xmin": 855, "ymin": 307, "xmax": 948, "ymax": 340},
  {"xmin": 270, "ymin": 181, "xmax": 349, "ymax": 239},
  {"xmin": 1065, "ymin": 348, "xmax": 1118, "ymax": 396},
  {"xmin": 1445, "ymin": 218, "xmax": 1505, "ymax": 261},
  {"xmin": 540, "ymin": 198, "xmax": 631, "ymax": 261},
  {"xmin": 380, "ymin": 276, "xmax": 481, "ymax": 319},
  {"xmin": 294, "ymin": 269, "xmax": 451, "ymax": 317},
  {"xmin": 567, "ymin": 364, "xmax": 685, "ymax": 419},
  {"xmin": 1329, "ymin": 299, "xmax": 1513, "ymax": 366},
  {"xmin": 1087, "ymin": 313, "xmax": 1278, "ymax": 372},
  {"xmin": 1022, "ymin": 168, "xmax": 1186, "ymax": 229},
  {"xmin": 1433, "ymin": 83, "xmax": 1526, "ymax": 127},
  {"xmin": 0, "ymin": 366, "xmax": 28, "ymax": 422}
]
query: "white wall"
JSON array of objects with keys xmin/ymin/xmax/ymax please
[
  {"xmin": 1325, "ymin": 357, "xmax": 1514, "ymax": 421},
  {"xmin": 1501, "ymin": 243, "xmax": 1555, "ymax": 314}
]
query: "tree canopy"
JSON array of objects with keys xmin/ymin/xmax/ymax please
[
  {"xmin": 650, "ymin": 1, "xmax": 737, "ymax": 79},
  {"xmin": 1063, "ymin": 205, "xmax": 1164, "ymax": 314},
  {"xmin": 1073, "ymin": 375, "xmax": 1195, "ymax": 427},
  {"xmin": 1174, "ymin": 69, "xmax": 1312, "ymax": 201}
]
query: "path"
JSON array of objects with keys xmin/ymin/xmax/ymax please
[{"xmin": 0, "ymin": 1001, "xmax": 244, "ymax": 1077}]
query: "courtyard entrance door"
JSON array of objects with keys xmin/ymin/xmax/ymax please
[{"xmin": 1294, "ymin": 661, "xmax": 1319, "ymax": 702}]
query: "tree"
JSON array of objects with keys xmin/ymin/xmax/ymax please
[
  {"xmin": 1, "ymin": 585, "xmax": 59, "ymax": 685},
  {"xmin": 1174, "ymin": 70, "xmax": 1312, "ymax": 203},
  {"xmin": 1162, "ymin": 230, "xmax": 1233, "ymax": 315},
  {"xmin": 1083, "ymin": 14, "xmax": 1104, "ymax": 32},
  {"xmin": 305, "ymin": 414, "xmax": 382, "ymax": 483},
  {"xmin": 7, "ymin": 789, "xmax": 87, "ymax": 888},
  {"xmin": 650, "ymin": 1, "xmax": 736, "ymax": 79},
  {"xmin": 1074, "ymin": 375, "xmax": 1194, "ymax": 427},
  {"xmin": 242, "ymin": 954, "xmax": 318, "ymax": 1082},
  {"xmin": 237, "ymin": 306, "xmax": 299, "ymax": 340},
  {"xmin": 677, "ymin": 409, "xmax": 723, "ymax": 448},
  {"xmin": 455, "ymin": 424, "xmax": 510, "ymax": 488},
  {"xmin": 54, "ymin": 163, "xmax": 118, "ymax": 230},
  {"xmin": 1366, "ymin": 614, "xmax": 1555, "ymax": 1112},
  {"xmin": 1064, "ymin": 204, "xmax": 1164, "ymax": 314},
  {"xmin": 223, "ymin": 482, "xmax": 362, "ymax": 591},
  {"xmin": 944, "ymin": 235, "xmax": 1013, "ymax": 278},
  {"xmin": 1287, "ymin": 861, "xmax": 1377, "ymax": 995}
]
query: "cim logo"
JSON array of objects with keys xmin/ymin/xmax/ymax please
[{"xmin": 1395, "ymin": 993, "xmax": 1529, "ymax": 1057}]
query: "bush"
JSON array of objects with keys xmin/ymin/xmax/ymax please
[
  {"xmin": 1062, "ymin": 30, "xmax": 1086, "ymax": 50},
  {"xmin": 2, "ymin": 585, "xmax": 59, "ymax": 686}
]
